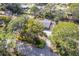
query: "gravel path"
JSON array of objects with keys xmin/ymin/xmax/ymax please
[
  {"xmin": 16, "ymin": 41, "xmax": 57, "ymax": 56},
  {"xmin": 43, "ymin": 30, "xmax": 52, "ymax": 37}
]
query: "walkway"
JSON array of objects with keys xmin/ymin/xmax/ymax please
[{"xmin": 16, "ymin": 41, "xmax": 57, "ymax": 56}]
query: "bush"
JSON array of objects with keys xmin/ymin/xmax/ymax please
[
  {"xmin": 0, "ymin": 31, "xmax": 5, "ymax": 40},
  {"xmin": 5, "ymin": 4, "xmax": 23, "ymax": 14},
  {"xmin": 18, "ymin": 18, "xmax": 45, "ymax": 48},
  {"xmin": 18, "ymin": 18, "xmax": 44, "ymax": 41},
  {"xmin": 7, "ymin": 16, "xmax": 27, "ymax": 32},
  {"xmin": 0, "ymin": 15, "xmax": 11, "ymax": 23},
  {"xmin": 26, "ymin": 19, "xmax": 44, "ymax": 33},
  {"xmin": 51, "ymin": 22, "xmax": 79, "ymax": 56},
  {"xmin": 0, "ymin": 31, "xmax": 18, "ymax": 56},
  {"xmin": 34, "ymin": 39, "xmax": 46, "ymax": 48},
  {"xmin": 44, "ymin": 12, "xmax": 54, "ymax": 19},
  {"xmin": 5, "ymin": 32, "xmax": 16, "ymax": 39}
]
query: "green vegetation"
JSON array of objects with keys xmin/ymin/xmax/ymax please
[
  {"xmin": 0, "ymin": 31, "xmax": 18, "ymax": 56},
  {"xmin": 7, "ymin": 16, "xmax": 27, "ymax": 32},
  {"xmin": 0, "ymin": 15, "xmax": 11, "ymax": 23},
  {"xmin": 69, "ymin": 4, "xmax": 79, "ymax": 18},
  {"xmin": 30, "ymin": 5, "xmax": 39, "ymax": 15},
  {"xmin": 0, "ymin": 3, "xmax": 79, "ymax": 56},
  {"xmin": 34, "ymin": 39, "xmax": 46, "ymax": 48},
  {"xmin": 5, "ymin": 4, "xmax": 23, "ymax": 15},
  {"xmin": 51, "ymin": 22, "xmax": 79, "ymax": 55},
  {"xmin": 18, "ymin": 18, "xmax": 45, "ymax": 48}
]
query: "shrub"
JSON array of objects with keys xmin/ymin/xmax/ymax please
[
  {"xmin": 30, "ymin": 5, "xmax": 39, "ymax": 16},
  {"xmin": 0, "ymin": 39, "xmax": 20, "ymax": 56},
  {"xmin": 34, "ymin": 39, "xmax": 46, "ymax": 48},
  {"xmin": 5, "ymin": 32, "xmax": 16, "ymax": 39},
  {"xmin": 44, "ymin": 12, "xmax": 54, "ymax": 19},
  {"xmin": 19, "ymin": 18, "xmax": 44, "ymax": 41},
  {"xmin": 18, "ymin": 18, "xmax": 45, "ymax": 48},
  {"xmin": 26, "ymin": 18, "xmax": 44, "ymax": 34},
  {"xmin": 7, "ymin": 16, "xmax": 27, "ymax": 32},
  {"xmin": 0, "ymin": 31, "xmax": 18, "ymax": 56},
  {"xmin": 5, "ymin": 4, "xmax": 23, "ymax": 14},
  {"xmin": 0, "ymin": 15, "xmax": 11, "ymax": 23},
  {"xmin": 0, "ymin": 31, "xmax": 5, "ymax": 40},
  {"xmin": 51, "ymin": 22, "xmax": 79, "ymax": 56}
]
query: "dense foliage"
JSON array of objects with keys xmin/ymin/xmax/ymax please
[
  {"xmin": 0, "ymin": 31, "xmax": 21, "ymax": 56},
  {"xmin": 7, "ymin": 15, "xmax": 27, "ymax": 32},
  {"xmin": 0, "ymin": 15, "xmax": 11, "ymax": 23},
  {"xmin": 0, "ymin": 15, "xmax": 26, "ymax": 55},
  {"xmin": 69, "ymin": 4, "xmax": 79, "ymax": 18},
  {"xmin": 0, "ymin": 3, "xmax": 24, "ymax": 15},
  {"xmin": 6, "ymin": 4, "xmax": 24, "ymax": 15},
  {"xmin": 51, "ymin": 22, "xmax": 79, "ymax": 56},
  {"xmin": 30, "ymin": 5, "xmax": 39, "ymax": 15},
  {"xmin": 18, "ymin": 18, "xmax": 45, "ymax": 48}
]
